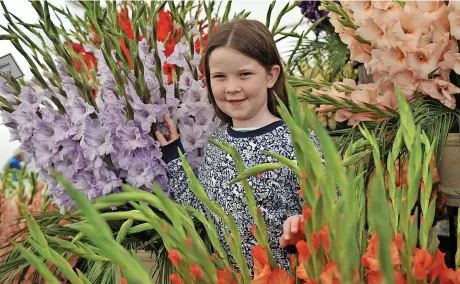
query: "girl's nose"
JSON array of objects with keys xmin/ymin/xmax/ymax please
[{"xmin": 225, "ymin": 79, "xmax": 242, "ymax": 94}]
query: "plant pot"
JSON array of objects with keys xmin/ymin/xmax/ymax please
[
  {"xmin": 137, "ymin": 250, "xmax": 156, "ymax": 272},
  {"xmin": 439, "ymin": 133, "xmax": 460, "ymax": 206}
]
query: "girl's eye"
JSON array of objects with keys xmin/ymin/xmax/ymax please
[
  {"xmin": 241, "ymin": 72, "xmax": 252, "ymax": 76},
  {"xmin": 213, "ymin": 75, "xmax": 225, "ymax": 79}
]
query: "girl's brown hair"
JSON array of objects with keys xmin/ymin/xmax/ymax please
[{"xmin": 203, "ymin": 19, "xmax": 289, "ymax": 124}]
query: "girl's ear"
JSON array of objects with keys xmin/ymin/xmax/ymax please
[{"xmin": 267, "ymin": 65, "xmax": 281, "ymax": 89}]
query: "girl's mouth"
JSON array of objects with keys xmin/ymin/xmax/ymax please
[{"xmin": 229, "ymin": 99, "xmax": 246, "ymax": 106}]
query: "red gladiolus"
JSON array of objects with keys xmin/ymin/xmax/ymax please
[
  {"xmin": 90, "ymin": 27, "xmax": 102, "ymax": 45},
  {"xmin": 120, "ymin": 277, "xmax": 127, "ymax": 284},
  {"xmin": 168, "ymin": 249, "xmax": 182, "ymax": 267},
  {"xmin": 170, "ymin": 274, "xmax": 185, "ymax": 284},
  {"xmin": 71, "ymin": 42, "xmax": 85, "ymax": 53},
  {"xmin": 119, "ymin": 6, "xmax": 134, "ymax": 40},
  {"xmin": 412, "ymin": 248, "xmax": 433, "ymax": 280},
  {"xmin": 120, "ymin": 38, "xmax": 133, "ymax": 70},
  {"xmin": 157, "ymin": 10, "xmax": 174, "ymax": 42},
  {"xmin": 190, "ymin": 264, "xmax": 204, "ymax": 280},
  {"xmin": 67, "ymin": 42, "xmax": 98, "ymax": 81},
  {"xmin": 163, "ymin": 62, "xmax": 175, "ymax": 84}
]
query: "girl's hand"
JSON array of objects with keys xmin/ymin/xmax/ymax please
[
  {"xmin": 155, "ymin": 116, "xmax": 179, "ymax": 146},
  {"xmin": 279, "ymin": 215, "xmax": 304, "ymax": 248}
]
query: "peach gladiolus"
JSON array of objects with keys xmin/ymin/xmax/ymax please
[
  {"xmin": 340, "ymin": 29, "xmax": 373, "ymax": 63},
  {"xmin": 408, "ymin": 41, "xmax": 448, "ymax": 77},
  {"xmin": 449, "ymin": 9, "xmax": 460, "ymax": 40},
  {"xmin": 382, "ymin": 48, "xmax": 408, "ymax": 75}
]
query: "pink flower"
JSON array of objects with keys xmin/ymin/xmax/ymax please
[
  {"xmin": 328, "ymin": 12, "xmax": 345, "ymax": 34},
  {"xmin": 357, "ymin": 19, "xmax": 392, "ymax": 49},
  {"xmin": 315, "ymin": 86, "xmax": 348, "ymax": 113},
  {"xmin": 347, "ymin": 0, "xmax": 373, "ymax": 26},
  {"xmin": 418, "ymin": 79, "xmax": 460, "ymax": 109},
  {"xmin": 383, "ymin": 48, "xmax": 408, "ymax": 75},
  {"xmin": 407, "ymin": 41, "xmax": 448, "ymax": 77},
  {"xmin": 391, "ymin": 20, "xmax": 427, "ymax": 51},
  {"xmin": 371, "ymin": 1, "xmax": 403, "ymax": 27},
  {"xmin": 340, "ymin": 28, "xmax": 373, "ymax": 63},
  {"xmin": 393, "ymin": 70, "xmax": 420, "ymax": 99},
  {"xmin": 350, "ymin": 83, "xmax": 378, "ymax": 105},
  {"xmin": 448, "ymin": 9, "xmax": 460, "ymax": 40},
  {"xmin": 440, "ymin": 52, "xmax": 460, "ymax": 74}
]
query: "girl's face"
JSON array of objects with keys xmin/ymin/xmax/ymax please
[{"xmin": 209, "ymin": 47, "xmax": 280, "ymax": 128}]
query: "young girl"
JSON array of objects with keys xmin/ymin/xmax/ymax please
[{"xmin": 155, "ymin": 19, "xmax": 324, "ymax": 270}]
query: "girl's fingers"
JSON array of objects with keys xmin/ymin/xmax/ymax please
[
  {"xmin": 155, "ymin": 131, "xmax": 168, "ymax": 146},
  {"xmin": 291, "ymin": 216, "xmax": 299, "ymax": 234},
  {"xmin": 279, "ymin": 237, "xmax": 287, "ymax": 248},
  {"xmin": 282, "ymin": 218, "xmax": 292, "ymax": 240},
  {"xmin": 164, "ymin": 116, "xmax": 179, "ymax": 140}
]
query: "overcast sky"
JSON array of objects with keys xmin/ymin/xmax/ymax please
[{"xmin": 0, "ymin": 0, "xmax": 306, "ymax": 167}]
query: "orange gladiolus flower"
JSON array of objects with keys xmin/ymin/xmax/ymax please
[
  {"xmin": 250, "ymin": 226, "xmax": 257, "ymax": 237},
  {"xmin": 120, "ymin": 277, "xmax": 127, "ymax": 284},
  {"xmin": 320, "ymin": 226, "xmax": 330, "ymax": 252},
  {"xmin": 320, "ymin": 262, "xmax": 341, "ymax": 284},
  {"xmin": 366, "ymin": 270, "xmax": 405, "ymax": 284},
  {"xmin": 302, "ymin": 204, "xmax": 313, "ymax": 221},
  {"xmin": 217, "ymin": 269, "xmax": 237, "ymax": 284},
  {"xmin": 168, "ymin": 249, "xmax": 182, "ymax": 267},
  {"xmin": 252, "ymin": 245, "xmax": 269, "ymax": 273},
  {"xmin": 431, "ymin": 249, "xmax": 448, "ymax": 281},
  {"xmin": 362, "ymin": 232, "xmax": 401, "ymax": 271},
  {"xmin": 394, "ymin": 233, "xmax": 404, "ymax": 250},
  {"xmin": 311, "ymin": 232, "xmax": 321, "ymax": 252},
  {"xmin": 190, "ymin": 264, "xmax": 204, "ymax": 280},
  {"xmin": 268, "ymin": 268, "xmax": 290, "ymax": 284},
  {"xmin": 170, "ymin": 274, "xmax": 185, "ymax": 284},
  {"xmin": 412, "ymin": 248, "xmax": 433, "ymax": 280},
  {"xmin": 185, "ymin": 237, "xmax": 193, "ymax": 249},
  {"xmin": 251, "ymin": 245, "xmax": 271, "ymax": 283},
  {"xmin": 296, "ymin": 240, "xmax": 311, "ymax": 281},
  {"xmin": 442, "ymin": 268, "xmax": 460, "ymax": 283}
]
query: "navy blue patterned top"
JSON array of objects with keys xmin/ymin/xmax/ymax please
[{"xmin": 161, "ymin": 120, "xmax": 324, "ymax": 270}]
